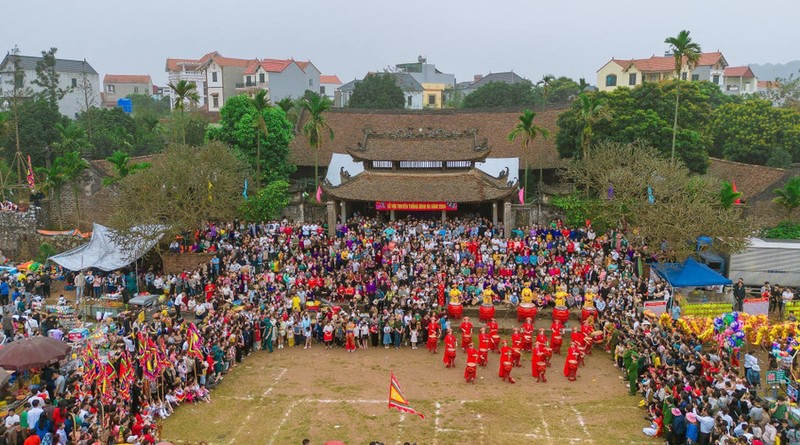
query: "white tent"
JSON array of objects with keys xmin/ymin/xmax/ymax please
[{"xmin": 49, "ymin": 223, "xmax": 165, "ymax": 271}]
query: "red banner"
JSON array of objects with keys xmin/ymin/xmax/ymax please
[{"xmin": 375, "ymin": 202, "xmax": 457, "ymax": 211}]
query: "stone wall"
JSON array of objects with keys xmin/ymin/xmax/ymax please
[
  {"xmin": 162, "ymin": 252, "xmax": 215, "ymax": 274},
  {"xmin": 510, "ymin": 204, "xmax": 564, "ymax": 228},
  {"xmin": 0, "ymin": 208, "xmax": 42, "ymax": 260},
  {"xmin": 46, "ymin": 161, "xmax": 119, "ymax": 231}
]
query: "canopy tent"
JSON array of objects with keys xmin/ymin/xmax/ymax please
[
  {"xmin": 49, "ymin": 223, "xmax": 165, "ymax": 272},
  {"xmin": 652, "ymin": 257, "xmax": 733, "ymax": 288}
]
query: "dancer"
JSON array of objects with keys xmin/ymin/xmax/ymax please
[
  {"xmin": 460, "ymin": 317, "xmax": 474, "ymax": 351},
  {"xmin": 427, "ymin": 316, "xmax": 439, "ymax": 353},
  {"xmin": 510, "ymin": 328, "xmax": 523, "ymax": 367},
  {"xmin": 443, "ymin": 329, "xmax": 457, "ymax": 368},
  {"xmin": 521, "ymin": 317, "xmax": 534, "ymax": 352},
  {"xmin": 498, "ymin": 340, "xmax": 516, "ymax": 383},
  {"xmin": 532, "ymin": 340, "xmax": 547, "ymax": 382},
  {"xmin": 550, "ymin": 318, "xmax": 564, "ymax": 354},
  {"xmin": 564, "ymin": 341, "xmax": 580, "ymax": 381},
  {"xmin": 345, "ymin": 322, "xmax": 357, "ymax": 352},
  {"xmin": 464, "ymin": 344, "xmax": 479, "ymax": 383},
  {"xmin": 477, "ymin": 327, "xmax": 490, "ymax": 367},
  {"xmin": 487, "ymin": 318, "xmax": 500, "ymax": 353}
]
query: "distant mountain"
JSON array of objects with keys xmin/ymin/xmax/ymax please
[{"xmin": 750, "ymin": 60, "xmax": 800, "ymax": 81}]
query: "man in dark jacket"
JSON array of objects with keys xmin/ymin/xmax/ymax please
[{"xmin": 733, "ymin": 278, "xmax": 746, "ymax": 312}]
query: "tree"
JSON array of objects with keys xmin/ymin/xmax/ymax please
[
  {"xmin": 348, "ymin": 74, "xmax": 405, "ymax": 109},
  {"xmin": 762, "ymin": 70, "xmax": 800, "ymax": 111},
  {"xmin": 577, "ymin": 92, "xmax": 611, "ymax": 160},
  {"xmin": 507, "ymin": 109, "xmax": 548, "ymax": 200},
  {"xmin": 239, "ymin": 179, "xmax": 290, "ymax": 221},
  {"xmin": 537, "ymin": 74, "xmax": 555, "ymax": 105},
  {"xmin": 0, "ymin": 46, "xmax": 31, "ymax": 184},
  {"xmin": 75, "ymin": 107, "xmax": 135, "ymax": 159},
  {"xmin": 75, "ymin": 72, "xmax": 98, "ymax": 124},
  {"xmin": 301, "ymin": 94, "xmax": 334, "ymax": 190},
  {"xmin": 463, "ymin": 81, "xmax": 537, "ymax": 108},
  {"xmin": 719, "ymin": 181, "xmax": 742, "ymax": 210},
  {"xmin": 11, "ymin": 99, "xmax": 66, "ymax": 167},
  {"xmin": 101, "ymin": 150, "xmax": 151, "ymax": 186},
  {"xmin": 562, "ymin": 140, "xmax": 751, "ymax": 260},
  {"xmin": 32, "ymin": 48, "xmax": 70, "ymax": 109},
  {"xmin": 665, "ymin": 30, "xmax": 702, "ymax": 164},
  {"xmin": 111, "ymin": 142, "xmax": 248, "ymax": 239},
  {"xmin": 772, "ymin": 176, "xmax": 800, "ymax": 222},
  {"xmin": 206, "ymin": 95, "xmax": 295, "ymax": 184},
  {"xmin": 52, "ymin": 122, "xmax": 91, "ymax": 157},
  {"xmin": 167, "ymin": 80, "xmax": 200, "ymax": 144},
  {"xmin": 251, "ymin": 89, "xmax": 270, "ymax": 187},
  {"xmin": 35, "ymin": 161, "xmax": 66, "ymax": 228},
  {"xmin": 59, "ymin": 151, "xmax": 89, "ymax": 226}
]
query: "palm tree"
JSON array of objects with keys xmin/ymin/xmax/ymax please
[
  {"xmin": 773, "ymin": 176, "xmax": 800, "ymax": 221},
  {"xmin": 301, "ymin": 95, "xmax": 334, "ymax": 191},
  {"xmin": 578, "ymin": 92, "xmax": 611, "ymax": 160},
  {"xmin": 578, "ymin": 78, "xmax": 590, "ymax": 93},
  {"xmin": 167, "ymin": 80, "xmax": 200, "ymax": 144},
  {"xmin": 101, "ymin": 150, "xmax": 151, "ymax": 186},
  {"xmin": 665, "ymin": 30, "xmax": 702, "ymax": 165},
  {"xmin": 52, "ymin": 122, "xmax": 91, "ymax": 157},
  {"xmin": 59, "ymin": 151, "xmax": 89, "ymax": 227},
  {"xmin": 507, "ymin": 109, "xmax": 549, "ymax": 201},
  {"xmin": 537, "ymin": 74, "xmax": 556, "ymax": 106},
  {"xmin": 251, "ymin": 90, "xmax": 270, "ymax": 187},
  {"xmin": 35, "ymin": 161, "xmax": 66, "ymax": 228},
  {"xmin": 719, "ymin": 181, "xmax": 743, "ymax": 210}
]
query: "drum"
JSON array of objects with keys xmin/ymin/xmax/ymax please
[
  {"xmin": 543, "ymin": 347, "xmax": 553, "ymax": 358},
  {"xmin": 446, "ymin": 348, "xmax": 456, "ymax": 357},
  {"xmin": 551, "ymin": 335, "xmax": 563, "ymax": 345},
  {"xmin": 581, "ymin": 307, "xmax": 597, "ymax": 323},
  {"xmin": 503, "ymin": 361, "xmax": 513, "ymax": 371},
  {"xmin": 536, "ymin": 361, "xmax": 547, "ymax": 371},
  {"xmin": 591, "ymin": 330, "xmax": 604, "ymax": 343},
  {"xmin": 552, "ymin": 305, "xmax": 570, "ymax": 323},
  {"xmin": 479, "ymin": 304, "xmax": 495, "ymax": 322},
  {"xmin": 467, "ymin": 362, "xmax": 477, "ymax": 368},
  {"xmin": 491, "ymin": 335, "xmax": 500, "ymax": 345},
  {"xmin": 517, "ymin": 303, "xmax": 538, "ymax": 322},
  {"xmin": 448, "ymin": 303, "xmax": 463, "ymax": 320},
  {"xmin": 568, "ymin": 360, "xmax": 578, "ymax": 370},
  {"xmin": 479, "ymin": 348, "xmax": 488, "ymax": 354}
]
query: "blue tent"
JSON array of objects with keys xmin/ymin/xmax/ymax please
[{"xmin": 652, "ymin": 258, "xmax": 732, "ymax": 288}]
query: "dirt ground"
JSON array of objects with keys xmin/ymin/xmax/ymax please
[{"xmin": 161, "ymin": 326, "xmax": 656, "ymax": 445}]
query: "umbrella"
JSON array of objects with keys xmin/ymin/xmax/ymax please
[{"xmin": 0, "ymin": 336, "xmax": 71, "ymax": 371}]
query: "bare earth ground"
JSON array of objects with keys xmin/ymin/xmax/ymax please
[{"xmin": 161, "ymin": 330, "xmax": 656, "ymax": 445}]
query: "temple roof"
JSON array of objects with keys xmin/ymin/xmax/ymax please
[
  {"xmin": 346, "ymin": 128, "xmax": 490, "ymax": 162},
  {"xmin": 323, "ymin": 169, "xmax": 517, "ymax": 203}
]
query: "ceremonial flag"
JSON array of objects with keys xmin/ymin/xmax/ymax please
[
  {"xmin": 186, "ymin": 322, "xmax": 204, "ymax": 359},
  {"xmin": 26, "ymin": 155, "xmax": 35, "ymax": 189},
  {"xmin": 207, "ymin": 180, "xmax": 213, "ymax": 201},
  {"xmin": 243, "ymin": 179, "xmax": 249, "ymax": 200},
  {"xmin": 607, "ymin": 184, "xmax": 614, "ymax": 200},
  {"xmin": 647, "ymin": 186, "xmax": 655, "ymax": 204},
  {"xmin": 732, "ymin": 181, "xmax": 741, "ymax": 205},
  {"xmin": 388, "ymin": 372, "xmax": 424, "ymax": 419},
  {"xmin": 316, "ymin": 185, "xmax": 322, "ymax": 203},
  {"xmin": 518, "ymin": 187, "xmax": 524, "ymax": 205}
]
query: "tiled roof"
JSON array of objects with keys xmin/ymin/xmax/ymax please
[
  {"xmin": 706, "ymin": 157, "xmax": 788, "ymax": 201},
  {"xmin": 347, "ymin": 130, "xmax": 490, "ymax": 162},
  {"xmin": 324, "ymin": 169, "xmax": 516, "ymax": 202},
  {"xmin": 757, "ymin": 80, "xmax": 776, "ymax": 89},
  {"xmin": 245, "ymin": 59, "xmax": 294, "ymax": 74},
  {"xmin": 295, "ymin": 61, "xmax": 310, "ymax": 72},
  {"xmin": 320, "ymin": 75, "xmax": 342, "ymax": 85},
  {"xmin": 290, "ymin": 108, "xmax": 564, "ymax": 169},
  {"xmin": 103, "ymin": 74, "xmax": 152, "ymax": 84},
  {"xmin": 724, "ymin": 66, "xmax": 756, "ymax": 78},
  {"xmin": 166, "ymin": 51, "xmax": 220, "ymax": 72},
  {"xmin": 200, "ymin": 55, "xmax": 250, "ymax": 69},
  {"xmin": 615, "ymin": 52, "xmax": 727, "ymax": 73},
  {"xmin": 0, "ymin": 54, "xmax": 97, "ymax": 75},
  {"xmin": 468, "ymin": 72, "xmax": 528, "ymax": 90}
]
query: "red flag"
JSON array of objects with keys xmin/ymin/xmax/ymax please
[
  {"xmin": 26, "ymin": 155, "xmax": 35, "ymax": 189},
  {"xmin": 316, "ymin": 185, "xmax": 323, "ymax": 203},
  {"xmin": 388, "ymin": 372, "xmax": 424, "ymax": 419},
  {"xmin": 518, "ymin": 188, "xmax": 524, "ymax": 205},
  {"xmin": 732, "ymin": 181, "xmax": 741, "ymax": 205}
]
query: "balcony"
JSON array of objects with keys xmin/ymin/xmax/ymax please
[{"xmin": 236, "ymin": 81, "xmax": 268, "ymax": 89}]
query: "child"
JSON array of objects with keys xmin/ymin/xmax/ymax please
[{"xmin": 410, "ymin": 326, "xmax": 419, "ymax": 350}]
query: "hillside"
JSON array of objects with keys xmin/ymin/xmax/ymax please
[{"xmin": 750, "ymin": 60, "xmax": 800, "ymax": 81}]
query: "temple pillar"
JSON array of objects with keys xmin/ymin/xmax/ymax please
[
  {"xmin": 441, "ymin": 210, "xmax": 446, "ymax": 223},
  {"xmin": 492, "ymin": 201, "xmax": 498, "ymax": 226},
  {"xmin": 390, "ymin": 210, "xmax": 396, "ymax": 221},
  {"xmin": 326, "ymin": 201, "xmax": 337, "ymax": 237},
  {"xmin": 340, "ymin": 201, "xmax": 348, "ymax": 223},
  {"xmin": 503, "ymin": 200, "xmax": 514, "ymax": 234}
]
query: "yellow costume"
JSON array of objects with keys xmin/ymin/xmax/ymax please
[
  {"xmin": 482, "ymin": 288, "xmax": 494, "ymax": 305},
  {"xmin": 584, "ymin": 292, "xmax": 595, "ymax": 309},
  {"xmin": 449, "ymin": 287, "xmax": 462, "ymax": 304},
  {"xmin": 521, "ymin": 284, "xmax": 533, "ymax": 304},
  {"xmin": 555, "ymin": 291, "xmax": 568, "ymax": 307}
]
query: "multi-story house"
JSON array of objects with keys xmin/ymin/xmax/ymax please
[
  {"xmin": 101, "ymin": 74, "xmax": 153, "ymax": 108},
  {"xmin": 395, "ymin": 57, "xmax": 455, "ymax": 109},
  {"xmin": 722, "ymin": 66, "xmax": 758, "ymax": 95},
  {"xmin": 165, "ymin": 51, "xmax": 215, "ymax": 110},
  {"xmin": 320, "ymin": 75, "xmax": 342, "ymax": 102},
  {"xmin": 237, "ymin": 58, "xmax": 321, "ymax": 103},
  {"xmin": 596, "ymin": 52, "xmax": 733, "ymax": 92},
  {"xmin": 197, "ymin": 54, "xmax": 249, "ymax": 112},
  {"xmin": 0, "ymin": 52, "xmax": 100, "ymax": 117}
]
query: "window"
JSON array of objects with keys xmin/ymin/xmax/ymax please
[
  {"xmin": 628, "ymin": 73, "xmax": 637, "ymax": 86},
  {"xmin": 212, "ymin": 94, "xmax": 219, "ymax": 108},
  {"xmin": 309, "ymin": 79, "xmax": 313, "ymax": 86},
  {"xmin": 446, "ymin": 161, "xmax": 472, "ymax": 169},
  {"xmin": 372, "ymin": 161, "xmax": 393, "ymax": 169},
  {"xmin": 71, "ymin": 78, "xmax": 77, "ymax": 88},
  {"xmin": 106, "ymin": 84, "xmax": 116, "ymax": 93},
  {"xmin": 14, "ymin": 74, "xmax": 24, "ymax": 89},
  {"xmin": 400, "ymin": 161, "xmax": 443, "ymax": 169},
  {"xmin": 259, "ymin": 73, "xmax": 265, "ymax": 83},
  {"xmin": 691, "ymin": 74, "xmax": 699, "ymax": 81},
  {"xmin": 712, "ymin": 74, "xmax": 720, "ymax": 84},
  {"xmin": 407, "ymin": 96, "xmax": 413, "ymax": 107},
  {"xmin": 605, "ymin": 74, "xmax": 617, "ymax": 87},
  {"xmin": 745, "ymin": 81, "xmax": 751, "ymax": 91},
  {"xmin": 212, "ymin": 71, "xmax": 218, "ymax": 82},
  {"xmin": 428, "ymin": 94, "xmax": 436, "ymax": 106},
  {"xmin": 681, "ymin": 72, "xmax": 687, "ymax": 81},
  {"xmin": 320, "ymin": 86, "xmax": 326, "ymax": 95},
  {"xmin": 134, "ymin": 86, "xmax": 139, "ymax": 94}
]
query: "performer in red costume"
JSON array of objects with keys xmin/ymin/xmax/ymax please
[
  {"xmin": 487, "ymin": 318, "xmax": 500, "ymax": 353},
  {"xmin": 477, "ymin": 327, "xmax": 490, "ymax": 367},
  {"xmin": 460, "ymin": 317, "xmax": 474, "ymax": 351},
  {"xmin": 345, "ymin": 323, "xmax": 357, "ymax": 352},
  {"xmin": 498, "ymin": 340, "xmax": 516, "ymax": 383},
  {"xmin": 535, "ymin": 328, "xmax": 548, "ymax": 347},
  {"xmin": 550, "ymin": 319, "xmax": 564, "ymax": 354},
  {"xmin": 443, "ymin": 329, "xmax": 457, "ymax": 368},
  {"xmin": 532, "ymin": 340, "xmax": 547, "ymax": 382},
  {"xmin": 464, "ymin": 345, "xmax": 479, "ymax": 383},
  {"xmin": 580, "ymin": 320, "xmax": 595, "ymax": 355},
  {"xmin": 521, "ymin": 317, "xmax": 534, "ymax": 352},
  {"xmin": 427, "ymin": 316, "xmax": 439, "ymax": 353},
  {"xmin": 510, "ymin": 328, "xmax": 523, "ymax": 367},
  {"xmin": 570, "ymin": 327, "xmax": 587, "ymax": 365},
  {"xmin": 564, "ymin": 342, "xmax": 580, "ymax": 381}
]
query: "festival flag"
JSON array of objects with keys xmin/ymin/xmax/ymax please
[
  {"xmin": 26, "ymin": 155, "xmax": 35, "ymax": 189},
  {"xmin": 186, "ymin": 322, "xmax": 204, "ymax": 359},
  {"xmin": 207, "ymin": 180, "xmax": 213, "ymax": 202},
  {"xmin": 732, "ymin": 181, "xmax": 741, "ymax": 205},
  {"xmin": 243, "ymin": 179, "xmax": 249, "ymax": 200},
  {"xmin": 607, "ymin": 184, "xmax": 614, "ymax": 200},
  {"xmin": 518, "ymin": 187, "xmax": 525, "ymax": 205},
  {"xmin": 647, "ymin": 186, "xmax": 655, "ymax": 204},
  {"xmin": 315, "ymin": 185, "xmax": 322, "ymax": 203},
  {"xmin": 388, "ymin": 372, "xmax": 424, "ymax": 419}
]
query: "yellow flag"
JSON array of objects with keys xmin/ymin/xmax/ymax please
[{"xmin": 207, "ymin": 181, "xmax": 213, "ymax": 201}]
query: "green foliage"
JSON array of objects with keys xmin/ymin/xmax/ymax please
[
  {"xmin": 32, "ymin": 48, "xmax": 69, "ymax": 108},
  {"xmin": 463, "ymin": 81, "xmax": 537, "ymax": 108},
  {"xmin": 101, "ymin": 150, "xmax": 151, "ymax": 186},
  {"xmin": 239, "ymin": 180, "xmax": 290, "ymax": 221},
  {"xmin": 301, "ymin": 94, "xmax": 334, "ymax": 189},
  {"xmin": 127, "ymin": 94, "xmax": 170, "ymax": 119},
  {"xmin": 761, "ymin": 70, "xmax": 800, "ymax": 111},
  {"xmin": 34, "ymin": 242, "xmax": 55, "ymax": 264},
  {"xmin": 52, "ymin": 122, "xmax": 91, "ymax": 156},
  {"xmin": 348, "ymin": 74, "xmax": 405, "ymax": 109},
  {"xmin": 507, "ymin": 109, "xmax": 548, "ymax": 197},
  {"xmin": 767, "ymin": 148, "xmax": 793, "ymax": 168},
  {"xmin": 75, "ymin": 107, "xmax": 135, "ymax": 159},
  {"xmin": 208, "ymin": 95, "xmax": 295, "ymax": 184},
  {"xmin": 772, "ymin": 176, "xmax": 800, "ymax": 221},
  {"xmin": 3, "ymin": 99, "xmax": 66, "ymax": 166},
  {"xmin": 167, "ymin": 80, "xmax": 199, "ymax": 112},
  {"xmin": 707, "ymin": 99, "xmax": 800, "ymax": 165},
  {"xmin": 35, "ymin": 161, "xmax": 66, "ymax": 227},
  {"xmin": 59, "ymin": 150, "xmax": 89, "ymax": 225},
  {"xmin": 761, "ymin": 221, "xmax": 800, "ymax": 240},
  {"xmin": 718, "ymin": 181, "xmax": 742, "ymax": 210},
  {"xmin": 549, "ymin": 194, "xmax": 606, "ymax": 228},
  {"xmin": 535, "ymin": 76, "xmax": 580, "ymax": 104}
]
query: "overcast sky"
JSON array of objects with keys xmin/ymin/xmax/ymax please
[{"xmin": 2, "ymin": 0, "xmax": 797, "ymax": 86}]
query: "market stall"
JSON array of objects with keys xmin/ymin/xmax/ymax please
[{"xmin": 652, "ymin": 258, "xmax": 733, "ymax": 316}]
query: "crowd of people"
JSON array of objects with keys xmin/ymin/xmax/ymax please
[{"xmin": 0, "ymin": 215, "xmax": 796, "ymax": 444}]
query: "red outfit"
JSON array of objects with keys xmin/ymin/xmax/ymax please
[
  {"xmin": 460, "ymin": 321, "xmax": 473, "ymax": 351},
  {"xmin": 478, "ymin": 333, "xmax": 491, "ymax": 366},
  {"xmin": 564, "ymin": 344, "xmax": 579, "ymax": 380},
  {"xmin": 521, "ymin": 322, "xmax": 534, "ymax": 352},
  {"xmin": 427, "ymin": 322, "xmax": 439, "ymax": 353},
  {"xmin": 498, "ymin": 345, "xmax": 515, "ymax": 383},
  {"xmin": 550, "ymin": 321, "xmax": 564, "ymax": 354},
  {"xmin": 511, "ymin": 333, "xmax": 523, "ymax": 367},
  {"xmin": 532, "ymin": 343, "xmax": 547, "ymax": 382},
  {"xmin": 345, "ymin": 330, "xmax": 356, "ymax": 352},
  {"xmin": 443, "ymin": 333, "xmax": 457, "ymax": 368},
  {"xmin": 487, "ymin": 321, "xmax": 500, "ymax": 352},
  {"xmin": 464, "ymin": 347, "xmax": 479, "ymax": 383}
]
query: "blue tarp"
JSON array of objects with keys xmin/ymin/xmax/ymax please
[{"xmin": 652, "ymin": 258, "xmax": 733, "ymax": 288}]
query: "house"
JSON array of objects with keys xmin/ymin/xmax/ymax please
[
  {"xmin": 395, "ymin": 57, "xmax": 455, "ymax": 109},
  {"xmin": 197, "ymin": 54, "xmax": 250, "ymax": 112},
  {"xmin": 335, "ymin": 73, "xmax": 425, "ymax": 109},
  {"xmin": 458, "ymin": 71, "xmax": 528, "ymax": 96},
  {"xmin": 320, "ymin": 75, "xmax": 342, "ymax": 102},
  {"xmin": 165, "ymin": 51, "xmax": 216, "ymax": 110},
  {"xmin": 596, "ymin": 52, "xmax": 730, "ymax": 92},
  {"xmin": 0, "ymin": 52, "xmax": 100, "ymax": 117},
  {"xmin": 237, "ymin": 58, "xmax": 321, "ymax": 103},
  {"xmin": 722, "ymin": 66, "xmax": 758, "ymax": 94},
  {"xmin": 101, "ymin": 74, "xmax": 153, "ymax": 108}
]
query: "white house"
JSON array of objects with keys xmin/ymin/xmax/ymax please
[
  {"xmin": 238, "ymin": 58, "xmax": 321, "ymax": 103},
  {"xmin": 0, "ymin": 52, "xmax": 100, "ymax": 117},
  {"xmin": 319, "ymin": 74, "xmax": 342, "ymax": 102}
]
